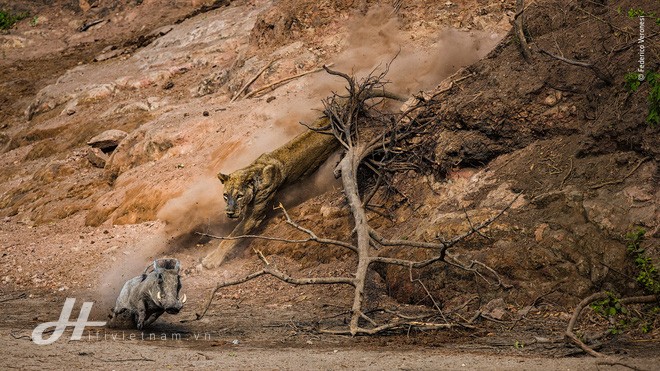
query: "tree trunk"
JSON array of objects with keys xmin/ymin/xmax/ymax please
[{"xmin": 338, "ymin": 148, "xmax": 372, "ymax": 335}]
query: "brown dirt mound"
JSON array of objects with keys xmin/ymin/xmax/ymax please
[{"xmin": 249, "ymin": 0, "xmax": 659, "ymax": 316}]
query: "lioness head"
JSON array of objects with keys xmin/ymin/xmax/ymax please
[{"xmin": 218, "ymin": 171, "xmax": 255, "ymax": 219}]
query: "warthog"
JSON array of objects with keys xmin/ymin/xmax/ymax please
[{"xmin": 110, "ymin": 258, "xmax": 187, "ymax": 329}]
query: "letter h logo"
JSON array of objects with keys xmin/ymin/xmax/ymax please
[{"xmin": 32, "ymin": 298, "xmax": 106, "ymax": 345}]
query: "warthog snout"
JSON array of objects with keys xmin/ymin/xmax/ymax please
[{"xmin": 157, "ymin": 291, "xmax": 186, "ymax": 314}]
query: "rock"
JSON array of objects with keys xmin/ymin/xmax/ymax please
[
  {"xmin": 623, "ymin": 186, "xmax": 654, "ymax": 202},
  {"xmin": 79, "ymin": 84, "xmax": 117, "ymax": 103},
  {"xmin": 320, "ymin": 205, "xmax": 342, "ymax": 218},
  {"xmin": 543, "ymin": 91, "xmax": 561, "ymax": 106},
  {"xmin": 87, "ymin": 147, "xmax": 109, "ymax": 168},
  {"xmin": 534, "ymin": 223, "xmax": 549, "ymax": 242},
  {"xmin": 94, "ymin": 48, "xmax": 125, "ymax": 62},
  {"xmin": 60, "ymin": 99, "xmax": 79, "ymax": 116},
  {"xmin": 482, "ymin": 298, "xmax": 508, "ymax": 320},
  {"xmin": 87, "ymin": 129, "xmax": 128, "ymax": 151},
  {"xmin": 79, "ymin": 0, "xmax": 91, "ymax": 13},
  {"xmin": 104, "ymin": 129, "xmax": 174, "ymax": 179},
  {"xmin": 0, "ymin": 35, "xmax": 29, "ymax": 49}
]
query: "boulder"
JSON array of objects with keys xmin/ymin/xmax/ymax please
[
  {"xmin": 87, "ymin": 147, "xmax": 109, "ymax": 168},
  {"xmin": 87, "ymin": 129, "xmax": 128, "ymax": 151}
]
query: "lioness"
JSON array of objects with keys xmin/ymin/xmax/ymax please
[
  {"xmin": 202, "ymin": 89, "xmax": 404, "ymax": 268},
  {"xmin": 202, "ymin": 118, "xmax": 338, "ymax": 268}
]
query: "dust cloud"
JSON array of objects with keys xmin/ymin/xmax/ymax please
[
  {"xmin": 156, "ymin": 177, "xmax": 226, "ymax": 237},
  {"xmin": 96, "ymin": 233, "xmax": 170, "ymax": 312},
  {"xmin": 317, "ymin": 6, "xmax": 502, "ymax": 96}
]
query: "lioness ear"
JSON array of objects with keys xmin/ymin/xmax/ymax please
[
  {"xmin": 262, "ymin": 165, "xmax": 280, "ymax": 182},
  {"xmin": 218, "ymin": 173, "xmax": 230, "ymax": 184}
]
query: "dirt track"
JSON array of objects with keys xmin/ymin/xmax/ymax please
[{"xmin": 3, "ymin": 293, "xmax": 659, "ymax": 370}]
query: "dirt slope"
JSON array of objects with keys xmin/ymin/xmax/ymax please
[{"xmin": 0, "ymin": 0, "xmax": 658, "ymax": 368}]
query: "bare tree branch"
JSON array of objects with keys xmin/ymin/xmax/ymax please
[
  {"xmin": 539, "ymin": 49, "xmax": 613, "ymax": 85},
  {"xmin": 320, "ymin": 321, "xmax": 462, "ymax": 335},
  {"xmin": 512, "ymin": 0, "xmax": 532, "ymax": 62},
  {"xmin": 196, "ymin": 265, "xmax": 355, "ymax": 321},
  {"xmin": 197, "ymin": 203, "xmax": 357, "ymax": 253},
  {"xmin": 243, "ymin": 63, "xmax": 334, "ymax": 99},
  {"xmin": 565, "ymin": 291, "xmax": 658, "ymax": 364},
  {"xmin": 231, "ymin": 59, "xmax": 277, "ymax": 102}
]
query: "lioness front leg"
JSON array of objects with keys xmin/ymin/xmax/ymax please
[
  {"xmin": 203, "ymin": 162, "xmax": 282, "ymax": 269},
  {"xmin": 202, "ymin": 208, "xmax": 269, "ymax": 268}
]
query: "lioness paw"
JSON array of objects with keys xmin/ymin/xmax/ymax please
[{"xmin": 201, "ymin": 248, "xmax": 229, "ymax": 269}]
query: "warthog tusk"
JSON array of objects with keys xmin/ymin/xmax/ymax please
[
  {"xmin": 181, "ymin": 293, "xmax": 187, "ymax": 304},
  {"xmin": 156, "ymin": 290, "xmax": 161, "ymax": 301}
]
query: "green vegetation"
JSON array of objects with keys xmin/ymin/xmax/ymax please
[
  {"xmin": 0, "ymin": 10, "xmax": 29, "ymax": 30},
  {"xmin": 646, "ymin": 72, "xmax": 660, "ymax": 126},
  {"xmin": 588, "ymin": 229, "xmax": 659, "ymax": 336},
  {"xmin": 626, "ymin": 8, "xmax": 660, "ymax": 24},
  {"xmin": 624, "ymin": 71, "xmax": 660, "ymax": 127},
  {"xmin": 590, "ymin": 292, "xmax": 657, "ymax": 336},
  {"xmin": 624, "ymin": 72, "xmax": 642, "ymax": 92},
  {"xmin": 626, "ymin": 227, "xmax": 660, "ymax": 294},
  {"xmin": 591, "ymin": 293, "xmax": 628, "ymax": 317}
]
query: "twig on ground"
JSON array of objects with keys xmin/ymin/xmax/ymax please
[
  {"xmin": 560, "ymin": 157, "xmax": 573, "ymax": 189},
  {"xmin": 0, "ymin": 292, "xmax": 26, "ymax": 303},
  {"xmin": 539, "ymin": 49, "xmax": 613, "ymax": 85},
  {"xmin": 431, "ymin": 72, "xmax": 475, "ymax": 98},
  {"xmin": 91, "ymin": 354, "xmax": 155, "ymax": 362},
  {"xmin": 320, "ymin": 320, "xmax": 460, "ymax": 335},
  {"xmin": 574, "ymin": 6, "xmax": 631, "ymax": 36},
  {"xmin": 512, "ymin": 0, "xmax": 532, "ymax": 62},
  {"xmin": 566, "ymin": 291, "xmax": 658, "ymax": 364},
  {"xmin": 10, "ymin": 331, "xmax": 31, "ymax": 340},
  {"xmin": 508, "ymin": 287, "xmax": 559, "ymax": 331},
  {"xmin": 243, "ymin": 64, "xmax": 334, "ymax": 99},
  {"xmin": 589, "ymin": 157, "xmax": 650, "ymax": 189},
  {"xmin": 231, "ymin": 59, "xmax": 277, "ymax": 102},
  {"xmin": 79, "ymin": 19, "xmax": 104, "ymax": 32}
]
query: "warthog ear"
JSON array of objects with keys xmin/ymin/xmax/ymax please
[
  {"xmin": 174, "ymin": 260, "xmax": 180, "ymax": 273},
  {"xmin": 218, "ymin": 173, "xmax": 230, "ymax": 184},
  {"xmin": 152, "ymin": 260, "xmax": 158, "ymax": 271}
]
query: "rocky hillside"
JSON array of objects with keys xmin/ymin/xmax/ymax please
[{"xmin": 0, "ymin": 0, "xmax": 657, "ymax": 335}]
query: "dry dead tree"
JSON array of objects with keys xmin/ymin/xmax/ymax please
[{"xmin": 197, "ymin": 67, "xmax": 515, "ymax": 335}]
